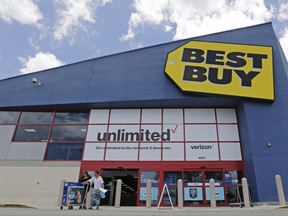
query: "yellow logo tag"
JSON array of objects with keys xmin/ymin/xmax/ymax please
[{"xmin": 165, "ymin": 41, "xmax": 274, "ymax": 101}]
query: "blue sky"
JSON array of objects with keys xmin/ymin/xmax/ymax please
[{"xmin": 0, "ymin": 0, "xmax": 287, "ymax": 80}]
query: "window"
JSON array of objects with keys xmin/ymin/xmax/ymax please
[
  {"xmin": 45, "ymin": 143, "xmax": 84, "ymax": 160},
  {"xmin": 224, "ymin": 171, "xmax": 243, "ymax": 205},
  {"xmin": 224, "ymin": 171, "xmax": 243, "ymax": 185},
  {"xmin": 46, "ymin": 111, "xmax": 88, "ymax": 161},
  {"xmin": 13, "ymin": 125, "xmax": 50, "ymax": 141},
  {"xmin": 204, "ymin": 171, "xmax": 223, "ymax": 185},
  {"xmin": 14, "ymin": 112, "xmax": 53, "ymax": 142},
  {"xmin": 184, "ymin": 171, "xmax": 202, "ymax": 186},
  {"xmin": 50, "ymin": 125, "xmax": 87, "ymax": 141},
  {"xmin": 140, "ymin": 171, "xmax": 159, "ymax": 205},
  {"xmin": 164, "ymin": 171, "xmax": 182, "ymax": 186},
  {"xmin": 226, "ymin": 187, "xmax": 237, "ymax": 204},
  {"xmin": 163, "ymin": 171, "xmax": 182, "ymax": 205},
  {"xmin": 12, "ymin": 110, "xmax": 89, "ymax": 161},
  {"xmin": 140, "ymin": 171, "xmax": 159, "ymax": 186},
  {"xmin": 0, "ymin": 111, "xmax": 19, "ymax": 124},
  {"xmin": 19, "ymin": 112, "xmax": 53, "ymax": 124},
  {"xmin": 54, "ymin": 112, "xmax": 89, "ymax": 124},
  {"xmin": 183, "ymin": 171, "xmax": 204, "ymax": 205}
]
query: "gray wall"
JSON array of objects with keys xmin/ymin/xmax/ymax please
[{"xmin": 0, "ymin": 125, "xmax": 15, "ymax": 160}]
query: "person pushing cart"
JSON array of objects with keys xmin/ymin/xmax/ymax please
[
  {"xmin": 84, "ymin": 170, "xmax": 104, "ymax": 210},
  {"xmin": 78, "ymin": 170, "xmax": 92, "ymax": 209}
]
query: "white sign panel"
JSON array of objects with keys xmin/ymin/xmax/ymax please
[
  {"xmin": 162, "ymin": 143, "xmax": 184, "ymax": 161},
  {"xmin": 219, "ymin": 143, "xmax": 242, "ymax": 161},
  {"xmin": 140, "ymin": 125, "xmax": 162, "ymax": 142},
  {"xmin": 83, "ymin": 143, "xmax": 105, "ymax": 161},
  {"xmin": 139, "ymin": 143, "xmax": 161, "ymax": 161},
  {"xmin": 162, "ymin": 124, "xmax": 184, "ymax": 141},
  {"xmin": 89, "ymin": 109, "xmax": 109, "ymax": 124},
  {"xmin": 185, "ymin": 125, "xmax": 217, "ymax": 141},
  {"xmin": 108, "ymin": 125, "xmax": 140, "ymax": 142},
  {"xmin": 110, "ymin": 109, "xmax": 140, "ymax": 123},
  {"xmin": 86, "ymin": 125, "xmax": 107, "ymax": 142},
  {"xmin": 186, "ymin": 143, "xmax": 219, "ymax": 161},
  {"xmin": 218, "ymin": 125, "xmax": 239, "ymax": 141},
  {"xmin": 216, "ymin": 109, "xmax": 237, "ymax": 123},
  {"xmin": 185, "ymin": 109, "xmax": 216, "ymax": 123},
  {"xmin": 85, "ymin": 108, "xmax": 241, "ymax": 162},
  {"xmin": 141, "ymin": 109, "xmax": 161, "ymax": 123},
  {"xmin": 105, "ymin": 143, "xmax": 139, "ymax": 161}
]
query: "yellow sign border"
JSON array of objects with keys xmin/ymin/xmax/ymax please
[{"xmin": 164, "ymin": 40, "xmax": 274, "ymax": 102}]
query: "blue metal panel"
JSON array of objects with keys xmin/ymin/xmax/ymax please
[{"xmin": 49, "ymin": 61, "xmax": 94, "ymax": 104}]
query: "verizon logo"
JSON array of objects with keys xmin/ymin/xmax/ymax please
[{"xmin": 190, "ymin": 144, "xmax": 214, "ymax": 150}]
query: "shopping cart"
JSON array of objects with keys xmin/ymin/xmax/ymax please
[{"xmin": 58, "ymin": 181, "xmax": 89, "ymax": 210}]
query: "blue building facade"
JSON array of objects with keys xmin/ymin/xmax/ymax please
[{"xmin": 0, "ymin": 23, "xmax": 287, "ymax": 206}]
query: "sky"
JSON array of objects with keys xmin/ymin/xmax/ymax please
[{"xmin": 0, "ymin": 0, "xmax": 287, "ymax": 80}]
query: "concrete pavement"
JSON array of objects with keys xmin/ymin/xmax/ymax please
[{"xmin": 0, "ymin": 206, "xmax": 287, "ymax": 216}]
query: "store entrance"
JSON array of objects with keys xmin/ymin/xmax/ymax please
[
  {"xmin": 183, "ymin": 170, "xmax": 224, "ymax": 206},
  {"xmin": 101, "ymin": 169, "xmax": 138, "ymax": 206}
]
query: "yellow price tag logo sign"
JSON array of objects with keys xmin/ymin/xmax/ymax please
[{"xmin": 165, "ymin": 41, "xmax": 274, "ymax": 101}]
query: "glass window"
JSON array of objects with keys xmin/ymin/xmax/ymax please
[
  {"xmin": 163, "ymin": 188, "xmax": 177, "ymax": 205},
  {"xmin": 139, "ymin": 187, "xmax": 158, "ymax": 205},
  {"xmin": 140, "ymin": 171, "xmax": 159, "ymax": 186},
  {"xmin": 183, "ymin": 171, "xmax": 204, "ymax": 205},
  {"xmin": 226, "ymin": 187, "xmax": 238, "ymax": 204},
  {"xmin": 13, "ymin": 125, "xmax": 50, "ymax": 141},
  {"xmin": 54, "ymin": 112, "xmax": 89, "ymax": 124},
  {"xmin": 204, "ymin": 171, "xmax": 223, "ymax": 186},
  {"xmin": 184, "ymin": 187, "xmax": 204, "ymax": 206},
  {"xmin": 225, "ymin": 171, "xmax": 243, "ymax": 185},
  {"xmin": 19, "ymin": 112, "xmax": 53, "ymax": 124},
  {"xmin": 206, "ymin": 187, "xmax": 225, "ymax": 204},
  {"xmin": 50, "ymin": 125, "xmax": 87, "ymax": 141},
  {"xmin": 184, "ymin": 171, "xmax": 202, "ymax": 186},
  {"xmin": 45, "ymin": 143, "xmax": 84, "ymax": 160},
  {"xmin": 0, "ymin": 111, "xmax": 19, "ymax": 124},
  {"xmin": 164, "ymin": 171, "xmax": 182, "ymax": 186}
]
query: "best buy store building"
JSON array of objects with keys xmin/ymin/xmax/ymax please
[{"xmin": 0, "ymin": 23, "xmax": 287, "ymax": 207}]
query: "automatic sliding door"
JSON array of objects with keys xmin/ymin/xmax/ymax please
[
  {"xmin": 204, "ymin": 171, "xmax": 225, "ymax": 205},
  {"xmin": 183, "ymin": 171, "xmax": 204, "ymax": 206}
]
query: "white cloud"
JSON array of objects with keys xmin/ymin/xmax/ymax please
[
  {"xmin": 130, "ymin": 41, "xmax": 144, "ymax": 49},
  {"xmin": 278, "ymin": 1, "xmax": 288, "ymax": 21},
  {"xmin": 54, "ymin": 0, "xmax": 112, "ymax": 42},
  {"xmin": 121, "ymin": 0, "xmax": 273, "ymax": 41},
  {"xmin": 0, "ymin": 0, "xmax": 42, "ymax": 28},
  {"xmin": 19, "ymin": 52, "xmax": 64, "ymax": 74},
  {"xmin": 280, "ymin": 28, "xmax": 288, "ymax": 60}
]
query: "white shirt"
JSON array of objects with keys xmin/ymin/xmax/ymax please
[{"xmin": 89, "ymin": 176, "xmax": 104, "ymax": 189}]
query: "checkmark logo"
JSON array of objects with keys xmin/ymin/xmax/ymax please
[{"xmin": 171, "ymin": 124, "xmax": 178, "ymax": 133}]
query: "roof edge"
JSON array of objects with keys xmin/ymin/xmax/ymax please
[{"xmin": 1, "ymin": 22, "xmax": 273, "ymax": 81}]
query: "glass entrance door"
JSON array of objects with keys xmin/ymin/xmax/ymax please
[
  {"xmin": 183, "ymin": 171, "xmax": 203, "ymax": 206},
  {"xmin": 204, "ymin": 170, "xmax": 225, "ymax": 205},
  {"xmin": 102, "ymin": 169, "xmax": 138, "ymax": 206},
  {"xmin": 183, "ymin": 170, "xmax": 224, "ymax": 206}
]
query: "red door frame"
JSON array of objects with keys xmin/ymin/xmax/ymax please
[
  {"xmin": 182, "ymin": 168, "xmax": 226, "ymax": 207},
  {"xmin": 81, "ymin": 161, "xmax": 244, "ymax": 206}
]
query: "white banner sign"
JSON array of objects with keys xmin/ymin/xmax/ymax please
[{"xmin": 83, "ymin": 109, "xmax": 241, "ymax": 162}]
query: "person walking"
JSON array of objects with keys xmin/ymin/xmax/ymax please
[
  {"xmin": 79, "ymin": 170, "xmax": 92, "ymax": 183},
  {"xmin": 78, "ymin": 170, "xmax": 92, "ymax": 209},
  {"xmin": 85, "ymin": 170, "xmax": 104, "ymax": 210}
]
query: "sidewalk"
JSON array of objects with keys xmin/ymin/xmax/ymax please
[{"xmin": 0, "ymin": 206, "xmax": 287, "ymax": 216}]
